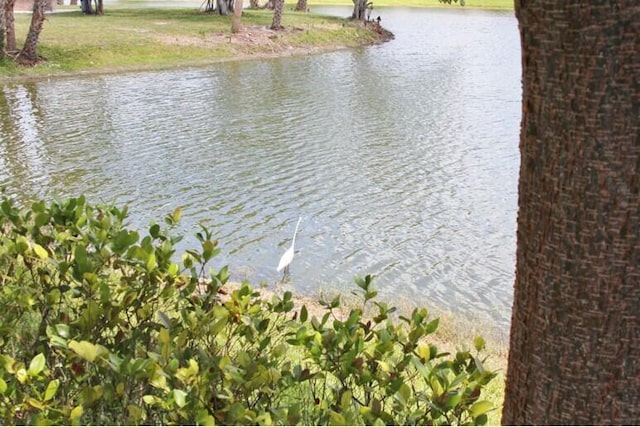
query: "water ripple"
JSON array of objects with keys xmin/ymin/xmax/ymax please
[{"xmin": 0, "ymin": 8, "xmax": 520, "ymax": 330}]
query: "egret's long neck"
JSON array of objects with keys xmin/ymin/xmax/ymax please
[{"xmin": 291, "ymin": 218, "xmax": 302, "ymax": 248}]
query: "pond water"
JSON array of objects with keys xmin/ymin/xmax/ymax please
[{"xmin": 0, "ymin": 6, "xmax": 521, "ymax": 330}]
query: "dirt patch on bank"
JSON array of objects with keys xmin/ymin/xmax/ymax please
[{"xmin": 155, "ymin": 21, "xmax": 393, "ymax": 57}]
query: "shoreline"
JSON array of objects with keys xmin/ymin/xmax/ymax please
[{"xmin": 0, "ymin": 9, "xmax": 394, "ymax": 83}]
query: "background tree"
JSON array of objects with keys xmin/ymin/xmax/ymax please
[
  {"xmin": 0, "ymin": 0, "xmax": 5, "ymax": 58},
  {"xmin": 350, "ymin": 0, "xmax": 370, "ymax": 21},
  {"xmin": 270, "ymin": 0, "xmax": 283, "ymax": 30},
  {"xmin": 3, "ymin": 0, "xmax": 16, "ymax": 52},
  {"xmin": 503, "ymin": 1, "xmax": 639, "ymax": 424},
  {"xmin": 230, "ymin": 0, "xmax": 242, "ymax": 33},
  {"xmin": 16, "ymin": 0, "xmax": 47, "ymax": 64},
  {"xmin": 294, "ymin": 0, "xmax": 307, "ymax": 12},
  {"xmin": 80, "ymin": 0, "xmax": 103, "ymax": 14}
]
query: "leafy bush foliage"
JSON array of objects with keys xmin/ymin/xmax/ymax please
[{"xmin": 0, "ymin": 196, "xmax": 496, "ymax": 425}]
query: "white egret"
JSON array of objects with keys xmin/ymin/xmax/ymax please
[{"xmin": 277, "ymin": 217, "xmax": 302, "ymax": 280}]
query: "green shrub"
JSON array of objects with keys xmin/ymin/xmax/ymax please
[{"xmin": 0, "ymin": 195, "xmax": 496, "ymax": 425}]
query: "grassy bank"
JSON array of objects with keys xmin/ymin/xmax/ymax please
[
  {"xmin": 0, "ymin": 0, "xmax": 513, "ymax": 79},
  {"xmin": 0, "ymin": 7, "xmax": 388, "ymax": 79},
  {"xmin": 309, "ymin": 0, "xmax": 513, "ymax": 9}
]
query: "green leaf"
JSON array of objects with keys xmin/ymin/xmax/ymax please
[
  {"xmin": 412, "ymin": 356, "xmax": 430, "ymax": 380},
  {"xmin": 70, "ymin": 404, "xmax": 84, "ymax": 425},
  {"xmin": 340, "ymin": 390, "xmax": 352, "ymax": 410},
  {"xmin": 143, "ymin": 395, "xmax": 158, "ymax": 405},
  {"xmin": 425, "ymin": 317, "xmax": 440, "ymax": 334},
  {"xmin": 55, "ymin": 323, "xmax": 71, "ymax": 338},
  {"xmin": 176, "ymin": 359, "xmax": 199, "ymax": 383},
  {"xmin": 127, "ymin": 404, "xmax": 144, "ymax": 423},
  {"xmin": 33, "ymin": 243, "xmax": 48, "ymax": 259},
  {"xmin": 159, "ymin": 328, "xmax": 170, "ymax": 344},
  {"xmin": 469, "ymin": 400, "xmax": 493, "ymax": 418},
  {"xmin": 166, "ymin": 207, "xmax": 183, "ymax": 225},
  {"xmin": 28, "ymin": 353, "xmax": 46, "ymax": 377},
  {"xmin": 27, "ymin": 397, "xmax": 45, "ymax": 410},
  {"xmin": 44, "ymin": 379, "xmax": 60, "ymax": 401},
  {"xmin": 300, "ymin": 305, "xmax": 308, "ymax": 323},
  {"xmin": 417, "ymin": 343, "xmax": 431, "ymax": 361},
  {"xmin": 113, "ymin": 230, "xmax": 139, "ymax": 253},
  {"xmin": 474, "ymin": 336, "xmax": 486, "ymax": 352},
  {"xmin": 0, "ymin": 378, "xmax": 7, "ymax": 394},
  {"xmin": 445, "ymin": 391, "xmax": 462, "ymax": 410},
  {"xmin": 329, "ymin": 410, "xmax": 346, "ymax": 426},
  {"xmin": 149, "ymin": 223, "xmax": 160, "ymax": 239},
  {"xmin": 16, "ymin": 368, "xmax": 28, "ymax": 384},
  {"xmin": 50, "ymin": 335, "xmax": 68, "ymax": 349},
  {"xmin": 34, "ymin": 212, "xmax": 50, "ymax": 227},
  {"xmin": 168, "ymin": 263, "xmax": 179, "ymax": 276},
  {"xmin": 173, "ymin": 389, "xmax": 187, "ymax": 408},
  {"xmin": 202, "ymin": 239, "xmax": 218, "ymax": 261},
  {"xmin": 197, "ymin": 409, "xmax": 215, "ymax": 426},
  {"xmin": 146, "ymin": 253, "xmax": 157, "ymax": 272},
  {"xmin": 330, "ymin": 295, "xmax": 341, "ymax": 309},
  {"xmin": 69, "ymin": 340, "xmax": 106, "ymax": 362},
  {"xmin": 150, "ymin": 367, "xmax": 168, "ymax": 390},
  {"xmin": 74, "ymin": 245, "xmax": 91, "ymax": 276},
  {"xmin": 15, "ymin": 235, "xmax": 29, "ymax": 254},
  {"xmin": 396, "ymin": 383, "xmax": 411, "ymax": 406}
]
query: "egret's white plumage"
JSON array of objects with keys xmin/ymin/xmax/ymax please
[{"xmin": 277, "ymin": 217, "xmax": 302, "ymax": 279}]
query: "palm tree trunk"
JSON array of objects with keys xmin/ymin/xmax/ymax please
[
  {"xmin": 270, "ymin": 0, "xmax": 283, "ymax": 30},
  {"xmin": 17, "ymin": 0, "xmax": 47, "ymax": 64},
  {"xmin": 0, "ymin": 0, "xmax": 5, "ymax": 58},
  {"xmin": 502, "ymin": 1, "xmax": 640, "ymax": 424},
  {"xmin": 3, "ymin": 0, "xmax": 15, "ymax": 52}
]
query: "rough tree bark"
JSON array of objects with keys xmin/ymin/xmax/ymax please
[
  {"xmin": 294, "ymin": 0, "xmax": 306, "ymax": 12},
  {"xmin": 270, "ymin": 0, "xmax": 283, "ymax": 30},
  {"xmin": 3, "ymin": 0, "xmax": 15, "ymax": 52},
  {"xmin": 502, "ymin": 1, "xmax": 640, "ymax": 425},
  {"xmin": 351, "ymin": 0, "xmax": 368, "ymax": 21},
  {"xmin": 17, "ymin": 0, "xmax": 47, "ymax": 64},
  {"xmin": 0, "ymin": 0, "xmax": 5, "ymax": 58}
]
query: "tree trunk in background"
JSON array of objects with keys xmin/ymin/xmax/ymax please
[
  {"xmin": 351, "ymin": 0, "xmax": 368, "ymax": 21},
  {"xmin": 230, "ymin": 0, "xmax": 242, "ymax": 33},
  {"xmin": 270, "ymin": 0, "xmax": 283, "ymax": 30},
  {"xmin": 17, "ymin": 0, "xmax": 47, "ymax": 64},
  {"xmin": 294, "ymin": 0, "xmax": 306, "ymax": 12},
  {"xmin": 0, "ymin": 0, "xmax": 5, "ymax": 58},
  {"xmin": 214, "ymin": 0, "xmax": 232, "ymax": 15},
  {"xmin": 4, "ymin": 0, "xmax": 15, "ymax": 52},
  {"xmin": 80, "ymin": 0, "xmax": 92, "ymax": 13},
  {"xmin": 96, "ymin": 0, "xmax": 103, "ymax": 14},
  {"xmin": 248, "ymin": 0, "xmax": 258, "ymax": 7},
  {"xmin": 502, "ymin": 1, "xmax": 640, "ymax": 424}
]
